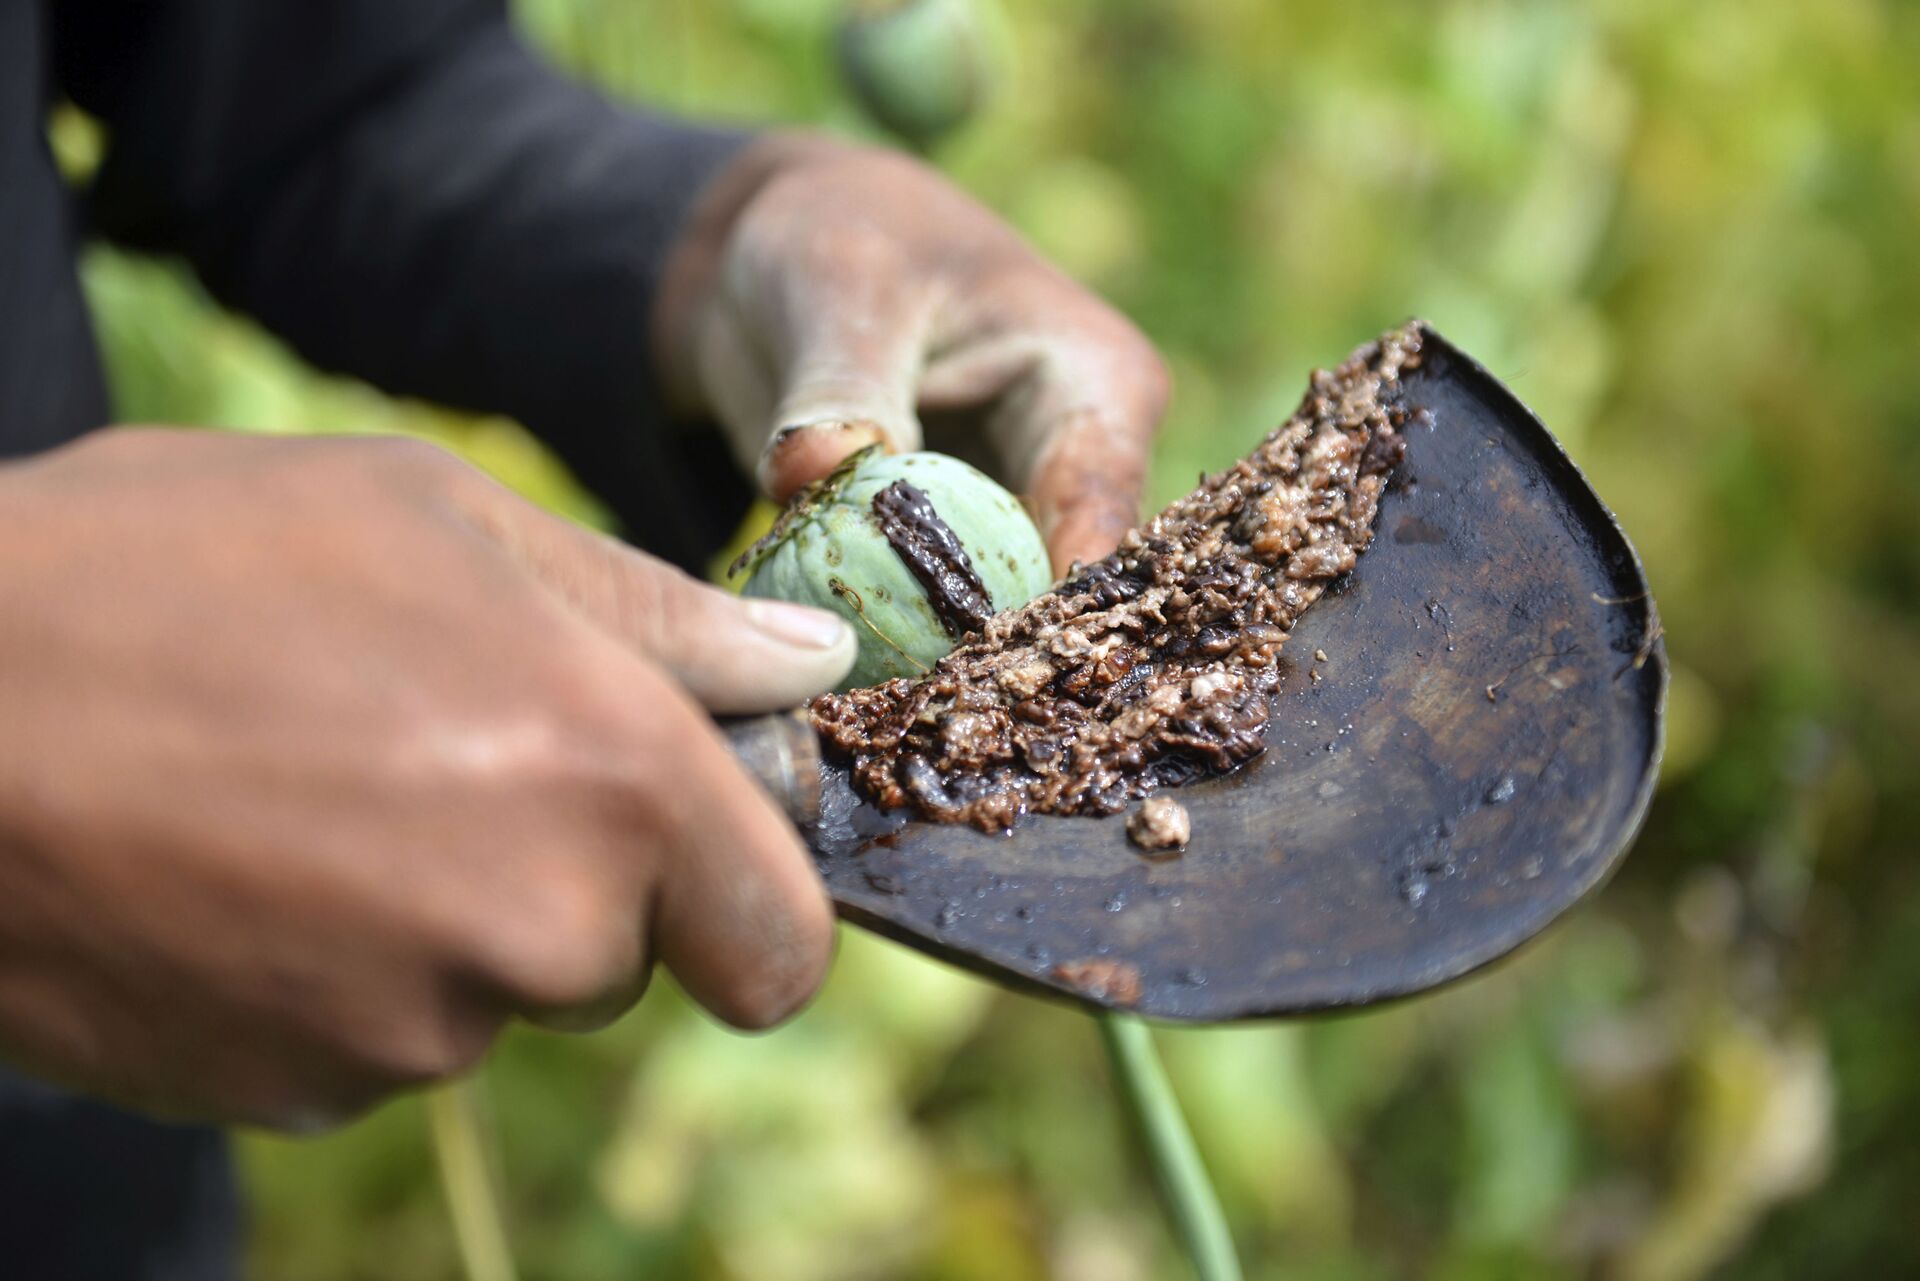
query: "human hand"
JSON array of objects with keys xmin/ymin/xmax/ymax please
[
  {"xmin": 0, "ymin": 429, "xmax": 854, "ymax": 1128},
  {"xmin": 654, "ymin": 135, "xmax": 1170, "ymax": 576}
]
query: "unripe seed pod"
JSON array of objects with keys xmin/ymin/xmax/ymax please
[
  {"xmin": 733, "ymin": 448, "xmax": 1050, "ymax": 691},
  {"xmin": 834, "ymin": 0, "xmax": 993, "ymax": 152}
]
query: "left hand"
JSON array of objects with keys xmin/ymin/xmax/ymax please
[{"xmin": 653, "ymin": 134, "xmax": 1171, "ymax": 576}]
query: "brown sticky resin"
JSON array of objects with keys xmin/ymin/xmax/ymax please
[
  {"xmin": 811, "ymin": 324, "xmax": 1427, "ymax": 832},
  {"xmin": 869, "ymin": 479, "xmax": 996, "ymax": 637}
]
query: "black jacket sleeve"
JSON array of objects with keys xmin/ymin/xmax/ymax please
[{"xmin": 52, "ymin": 0, "xmax": 754, "ymax": 569}]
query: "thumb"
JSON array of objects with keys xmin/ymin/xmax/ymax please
[
  {"xmin": 465, "ymin": 489, "xmax": 856, "ymax": 712},
  {"xmin": 754, "ymin": 258, "xmax": 936, "ymax": 501},
  {"xmin": 641, "ymin": 576, "xmax": 858, "ymax": 713}
]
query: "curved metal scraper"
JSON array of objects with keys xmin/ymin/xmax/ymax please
[{"xmin": 800, "ymin": 325, "xmax": 1666, "ymax": 1021}]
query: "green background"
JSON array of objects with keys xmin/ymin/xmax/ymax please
[{"xmin": 61, "ymin": 0, "xmax": 1920, "ymax": 1277}]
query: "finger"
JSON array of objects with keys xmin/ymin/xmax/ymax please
[
  {"xmin": 1029, "ymin": 409, "xmax": 1153, "ymax": 574},
  {"xmin": 499, "ymin": 672, "xmax": 834, "ymax": 1034},
  {"xmin": 487, "ymin": 659, "xmax": 831, "ymax": 1034},
  {"xmin": 459, "ymin": 487, "xmax": 855, "ymax": 712},
  {"xmin": 753, "ymin": 240, "xmax": 938, "ymax": 499},
  {"xmin": 516, "ymin": 969, "xmax": 648, "ymax": 1034},
  {"xmin": 916, "ymin": 333, "xmax": 1038, "ymax": 411},
  {"xmin": 760, "ymin": 420, "xmax": 892, "ymax": 502},
  {"xmin": 995, "ymin": 340, "xmax": 1171, "ymax": 575},
  {"xmin": 639, "ymin": 689, "xmax": 837, "ymax": 1029}
]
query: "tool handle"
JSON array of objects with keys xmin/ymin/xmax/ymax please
[{"xmin": 716, "ymin": 711, "xmax": 823, "ymax": 827}]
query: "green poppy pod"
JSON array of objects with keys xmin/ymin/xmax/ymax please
[{"xmin": 735, "ymin": 448, "xmax": 1050, "ymax": 691}]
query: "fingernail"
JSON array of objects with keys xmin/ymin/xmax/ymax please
[
  {"xmin": 768, "ymin": 420, "xmax": 888, "ymax": 458},
  {"xmin": 746, "ymin": 599, "xmax": 851, "ymax": 650},
  {"xmin": 775, "ymin": 418, "xmax": 884, "ymax": 440}
]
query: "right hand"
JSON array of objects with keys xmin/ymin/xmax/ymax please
[{"xmin": 0, "ymin": 428, "xmax": 855, "ymax": 1129}]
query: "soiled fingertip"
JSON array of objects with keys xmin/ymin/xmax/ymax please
[
  {"xmin": 705, "ymin": 912, "xmax": 836, "ymax": 1032},
  {"xmin": 1045, "ymin": 500, "xmax": 1138, "ymax": 577},
  {"xmin": 759, "ymin": 420, "xmax": 891, "ymax": 501},
  {"xmin": 665, "ymin": 832, "xmax": 838, "ymax": 1032}
]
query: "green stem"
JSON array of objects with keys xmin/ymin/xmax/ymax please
[
  {"xmin": 428, "ymin": 1078, "xmax": 521, "ymax": 1281},
  {"xmin": 1098, "ymin": 1014, "xmax": 1244, "ymax": 1281}
]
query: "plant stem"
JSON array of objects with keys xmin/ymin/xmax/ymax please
[
  {"xmin": 1098, "ymin": 1013, "xmax": 1244, "ymax": 1281},
  {"xmin": 427, "ymin": 1078, "xmax": 520, "ymax": 1281}
]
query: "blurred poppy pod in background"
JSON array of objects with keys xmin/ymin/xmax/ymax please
[{"xmin": 834, "ymin": 0, "xmax": 995, "ymax": 151}]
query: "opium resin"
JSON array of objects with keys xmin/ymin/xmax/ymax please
[{"xmin": 811, "ymin": 324, "xmax": 1427, "ymax": 832}]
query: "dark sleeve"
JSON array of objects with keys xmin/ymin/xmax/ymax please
[{"xmin": 53, "ymin": 0, "xmax": 754, "ymax": 569}]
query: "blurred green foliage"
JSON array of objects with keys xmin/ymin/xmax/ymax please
[{"xmin": 71, "ymin": 0, "xmax": 1920, "ymax": 1277}]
